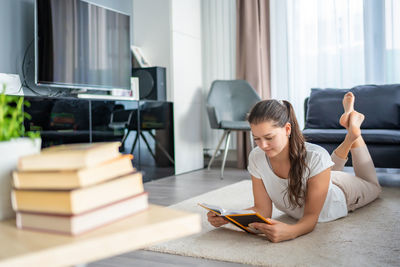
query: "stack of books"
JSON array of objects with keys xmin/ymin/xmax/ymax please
[{"xmin": 11, "ymin": 142, "xmax": 148, "ymax": 236}]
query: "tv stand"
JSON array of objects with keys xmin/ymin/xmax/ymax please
[{"xmin": 23, "ymin": 95, "xmax": 175, "ymax": 182}]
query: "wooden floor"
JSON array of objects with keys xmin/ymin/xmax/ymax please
[{"xmin": 88, "ymin": 167, "xmax": 400, "ymax": 267}]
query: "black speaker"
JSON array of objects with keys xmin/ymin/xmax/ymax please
[{"xmin": 132, "ymin": 67, "xmax": 166, "ymax": 101}]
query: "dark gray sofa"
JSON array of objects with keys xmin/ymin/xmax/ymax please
[{"xmin": 303, "ymin": 84, "xmax": 400, "ymax": 168}]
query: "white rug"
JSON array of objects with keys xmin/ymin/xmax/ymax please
[{"xmin": 146, "ymin": 180, "xmax": 400, "ymax": 266}]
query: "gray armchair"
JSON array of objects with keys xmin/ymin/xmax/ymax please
[{"xmin": 206, "ymin": 80, "xmax": 261, "ymax": 178}]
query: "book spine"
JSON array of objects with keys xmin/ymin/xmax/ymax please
[
  {"xmin": 16, "ymin": 193, "xmax": 149, "ymax": 235},
  {"xmin": 17, "ymin": 192, "xmax": 148, "ymax": 217},
  {"xmin": 16, "ymin": 206, "xmax": 149, "ymax": 236},
  {"xmin": 19, "ymin": 154, "xmax": 86, "ymax": 171},
  {"xmin": 12, "ymin": 171, "xmax": 80, "ymax": 189},
  {"xmin": 12, "ymin": 190, "xmax": 73, "ymax": 214},
  {"xmin": 12, "ymin": 173, "xmax": 143, "ymax": 215}
]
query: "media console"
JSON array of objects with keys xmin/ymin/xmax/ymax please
[{"xmin": 23, "ymin": 95, "xmax": 174, "ymax": 182}]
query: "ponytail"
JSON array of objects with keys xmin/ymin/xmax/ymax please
[{"xmin": 282, "ymin": 100, "xmax": 309, "ymax": 208}]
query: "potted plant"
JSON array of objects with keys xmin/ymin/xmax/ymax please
[{"xmin": 0, "ymin": 84, "xmax": 41, "ymax": 220}]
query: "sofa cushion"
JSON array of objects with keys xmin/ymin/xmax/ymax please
[
  {"xmin": 303, "ymin": 129, "xmax": 400, "ymax": 144},
  {"xmin": 305, "ymin": 84, "xmax": 400, "ymax": 129},
  {"xmin": 305, "ymin": 88, "xmax": 348, "ymax": 129},
  {"xmin": 351, "ymin": 84, "xmax": 400, "ymax": 129}
]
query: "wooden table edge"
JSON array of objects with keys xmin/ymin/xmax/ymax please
[{"xmin": 0, "ymin": 204, "xmax": 202, "ymax": 267}]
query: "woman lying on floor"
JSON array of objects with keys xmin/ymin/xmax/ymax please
[{"xmin": 207, "ymin": 92, "xmax": 382, "ymax": 243}]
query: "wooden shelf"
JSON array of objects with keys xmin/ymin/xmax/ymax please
[{"xmin": 0, "ymin": 205, "xmax": 201, "ymax": 267}]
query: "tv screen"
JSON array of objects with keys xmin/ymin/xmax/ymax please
[{"xmin": 35, "ymin": 0, "xmax": 131, "ymax": 91}]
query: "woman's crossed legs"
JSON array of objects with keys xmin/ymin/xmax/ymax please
[{"xmin": 330, "ymin": 92, "xmax": 381, "ymax": 211}]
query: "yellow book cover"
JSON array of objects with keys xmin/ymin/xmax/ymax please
[
  {"xmin": 13, "ymin": 154, "xmax": 134, "ymax": 189},
  {"xmin": 17, "ymin": 142, "xmax": 121, "ymax": 171},
  {"xmin": 11, "ymin": 172, "xmax": 143, "ymax": 215}
]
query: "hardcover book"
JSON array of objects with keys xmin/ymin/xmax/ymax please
[
  {"xmin": 199, "ymin": 203, "xmax": 272, "ymax": 234},
  {"xmin": 12, "ymin": 172, "xmax": 143, "ymax": 215},
  {"xmin": 17, "ymin": 142, "xmax": 122, "ymax": 171},
  {"xmin": 16, "ymin": 192, "xmax": 148, "ymax": 235},
  {"xmin": 13, "ymin": 154, "xmax": 134, "ymax": 189}
]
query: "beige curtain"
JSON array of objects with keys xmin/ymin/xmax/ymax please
[{"xmin": 236, "ymin": 0, "xmax": 271, "ymax": 169}]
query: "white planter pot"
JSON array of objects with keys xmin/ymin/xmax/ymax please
[{"xmin": 0, "ymin": 138, "xmax": 41, "ymax": 220}]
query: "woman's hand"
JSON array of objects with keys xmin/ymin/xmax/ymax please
[
  {"xmin": 207, "ymin": 211, "xmax": 228, "ymax": 227},
  {"xmin": 249, "ymin": 219, "xmax": 295, "ymax": 243}
]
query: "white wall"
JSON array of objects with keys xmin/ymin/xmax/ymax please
[
  {"xmin": 132, "ymin": 0, "xmax": 172, "ymax": 100},
  {"xmin": 171, "ymin": 0, "xmax": 203, "ymax": 174},
  {"xmin": 132, "ymin": 0, "xmax": 204, "ymax": 175}
]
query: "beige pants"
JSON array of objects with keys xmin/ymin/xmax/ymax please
[{"xmin": 330, "ymin": 146, "xmax": 382, "ymax": 212}]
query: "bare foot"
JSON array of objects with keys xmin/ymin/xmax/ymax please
[
  {"xmin": 339, "ymin": 92, "xmax": 355, "ymax": 128},
  {"xmin": 348, "ymin": 111, "xmax": 364, "ymax": 142}
]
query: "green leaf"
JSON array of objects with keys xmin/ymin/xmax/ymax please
[{"xmin": 0, "ymin": 84, "xmax": 36, "ymax": 141}]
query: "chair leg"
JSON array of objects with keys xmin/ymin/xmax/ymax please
[
  {"xmin": 208, "ymin": 131, "xmax": 228, "ymax": 170},
  {"xmin": 220, "ymin": 130, "xmax": 231, "ymax": 179}
]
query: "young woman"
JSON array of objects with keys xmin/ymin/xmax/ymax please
[{"xmin": 207, "ymin": 92, "xmax": 381, "ymax": 243}]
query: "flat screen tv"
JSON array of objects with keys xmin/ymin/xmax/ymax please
[{"xmin": 35, "ymin": 0, "xmax": 131, "ymax": 91}]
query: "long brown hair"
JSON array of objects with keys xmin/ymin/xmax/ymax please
[{"xmin": 247, "ymin": 100, "xmax": 309, "ymax": 208}]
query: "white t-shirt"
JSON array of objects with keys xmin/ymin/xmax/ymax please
[{"xmin": 247, "ymin": 142, "xmax": 347, "ymax": 222}]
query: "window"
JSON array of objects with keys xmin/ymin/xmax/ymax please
[{"xmin": 270, "ymin": 0, "xmax": 400, "ymax": 128}]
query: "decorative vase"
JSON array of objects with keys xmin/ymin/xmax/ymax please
[{"xmin": 0, "ymin": 137, "xmax": 41, "ymax": 220}]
